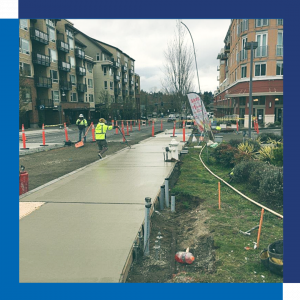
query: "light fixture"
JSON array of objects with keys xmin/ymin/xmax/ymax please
[
  {"xmin": 253, "ymin": 98, "xmax": 259, "ymax": 102},
  {"xmin": 275, "ymin": 98, "xmax": 279, "ymax": 101},
  {"xmin": 269, "ymin": 102, "xmax": 272, "ymax": 108}
]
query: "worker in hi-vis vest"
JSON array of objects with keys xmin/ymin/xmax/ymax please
[
  {"xmin": 96, "ymin": 118, "xmax": 118, "ymax": 159},
  {"xmin": 76, "ymin": 114, "xmax": 88, "ymax": 143}
]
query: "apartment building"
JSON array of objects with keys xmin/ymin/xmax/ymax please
[
  {"xmin": 214, "ymin": 19, "xmax": 283, "ymax": 127},
  {"xmin": 19, "ymin": 19, "xmax": 95, "ymax": 128}
]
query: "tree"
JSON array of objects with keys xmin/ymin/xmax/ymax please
[
  {"xmin": 202, "ymin": 91, "xmax": 213, "ymax": 108},
  {"xmin": 19, "ymin": 74, "xmax": 31, "ymax": 118},
  {"xmin": 161, "ymin": 20, "xmax": 195, "ymax": 115}
]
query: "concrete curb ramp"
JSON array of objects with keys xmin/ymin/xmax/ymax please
[{"xmin": 19, "ymin": 131, "xmax": 189, "ymax": 283}]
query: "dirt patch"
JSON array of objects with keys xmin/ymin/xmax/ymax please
[{"xmin": 126, "ymin": 163, "xmax": 216, "ymax": 283}]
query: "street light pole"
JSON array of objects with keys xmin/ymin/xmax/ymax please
[{"xmin": 244, "ymin": 42, "xmax": 258, "ymax": 139}]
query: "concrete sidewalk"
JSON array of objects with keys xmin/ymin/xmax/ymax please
[{"xmin": 19, "ymin": 130, "xmax": 191, "ymax": 283}]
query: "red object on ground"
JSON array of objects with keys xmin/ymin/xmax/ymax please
[
  {"xmin": 256, "ymin": 119, "xmax": 259, "ymax": 134},
  {"xmin": 173, "ymin": 121, "xmax": 176, "ymax": 137},
  {"xmin": 19, "ymin": 171, "xmax": 29, "ymax": 195},
  {"xmin": 130, "ymin": 120, "xmax": 132, "ymax": 131},
  {"xmin": 161, "ymin": 119, "xmax": 163, "ymax": 131},
  {"xmin": 138, "ymin": 119, "xmax": 141, "ymax": 131},
  {"xmin": 152, "ymin": 120, "xmax": 155, "ymax": 137},
  {"xmin": 175, "ymin": 251, "xmax": 195, "ymax": 264},
  {"xmin": 182, "ymin": 120, "xmax": 185, "ymax": 142},
  {"xmin": 112, "ymin": 120, "xmax": 114, "ymax": 128},
  {"xmin": 41, "ymin": 123, "xmax": 47, "ymax": 146},
  {"xmin": 91, "ymin": 122, "xmax": 96, "ymax": 142},
  {"xmin": 236, "ymin": 119, "xmax": 239, "ymax": 132},
  {"xmin": 121, "ymin": 121, "xmax": 124, "ymax": 130},
  {"xmin": 64, "ymin": 123, "xmax": 69, "ymax": 142}
]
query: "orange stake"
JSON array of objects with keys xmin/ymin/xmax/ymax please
[
  {"xmin": 91, "ymin": 122, "xmax": 96, "ymax": 142},
  {"xmin": 64, "ymin": 122, "xmax": 69, "ymax": 142},
  {"xmin": 218, "ymin": 182, "xmax": 221, "ymax": 209},
  {"xmin": 256, "ymin": 208, "xmax": 264, "ymax": 248},
  {"xmin": 183, "ymin": 120, "xmax": 186, "ymax": 142},
  {"xmin": 138, "ymin": 119, "xmax": 141, "ymax": 131}
]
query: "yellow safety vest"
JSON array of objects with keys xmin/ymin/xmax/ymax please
[{"xmin": 95, "ymin": 122, "xmax": 113, "ymax": 140}]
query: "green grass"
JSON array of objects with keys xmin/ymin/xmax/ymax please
[{"xmin": 172, "ymin": 147, "xmax": 283, "ymax": 283}]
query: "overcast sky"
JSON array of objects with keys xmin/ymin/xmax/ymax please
[{"xmin": 69, "ymin": 19, "xmax": 231, "ymax": 93}]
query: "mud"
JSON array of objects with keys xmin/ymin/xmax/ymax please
[{"xmin": 126, "ymin": 163, "xmax": 216, "ymax": 283}]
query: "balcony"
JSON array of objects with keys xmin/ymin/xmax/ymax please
[
  {"xmin": 123, "ymin": 78, "xmax": 128, "ymax": 84},
  {"xmin": 114, "ymin": 88, "xmax": 121, "ymax": 95},
  {"xmin": 57, "ymin": 40, "xmax": 69, "ymax": 53},
  {"xmin": 30, "ymin": 27, "xmax": 49, "ymax": 44},
  {"xmin": 129, "ymin": 91, "xmax": 134, "ymax": 96},
  {"xmin": 112, "ymin": 61, "xmax": 120, "ymax": 68},
  {"xmin": 58, "ymin": 61, "xmax": 71, "ymax": 72},
  {"xmin": 255, "ymin": 46, "xmax": 268, "ymax": 58},
  {"xmin": 77, "ymin": 83, "xmax": 87, "ymax": 93},
  {"xmin": 35, "ymin": 76, "xmax": 52, "ymax": 88},
  {"xmin": 129, "ymin": 69, "xmax": 134, "ymax": 75},
  {"xmin": 224, "ymin": 44, "xmax": 230, "ymax": 53},
  {"xmin": 217, "ymin": 66, "xmax": 220, "ymax": 71},
  {"xmin": 240, "ymin": 50, "xmax": 248, "ymax": 61},
  {"xmin": 36, "ymin": 98, "xmax": 53, "ymax": 109},
  {"xmin": 75, "ymin": 48, "xmax": 85, "ymax": 59},
  {"xmin": 129, "ymin": 80, "xmax": 134, "ymax": 86},
  {"xmin": 122, "ymin": 89, "xmax": 128, "ymax": 96},
  {"xmin": 60, "ymin": 81, "xmax": 72, "ymax": 91},
  {"xmin": 217, "ymin": 53, "xmax": 228, "ymax": 60},
  {"xmin": 114, "ymin": 75, "xmax": 121, "ymax": 81},
  {"xmin": 76, "ymin": 66, "xmax": 86, "ymax": 76},
  {"xmin": 32, "ymin": 52, "xmax": 50, "ymax": 67},
  {"xmin": 276, "ymin": 45, "xmax": 283, "ymax": 56},
  {"xmin": 122, "ymin": 65, "xmax": 128, "ymax": 73}
]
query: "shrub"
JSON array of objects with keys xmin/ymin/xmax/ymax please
[
  {"xmin": 232, "ymin": 160, "xmax": 266, "ymax": 183},
  {"xmin": 211, "ymin": 144, "xmax": 239, "ymax": 167},
  {"xmin": 258, "ymin": 167, "xmax": 283, "ymax": 205},
  {"xmin": 258, "ymin": 132, "xmax": 281, "ymax": 143},
  {"xmin": 257, "ymin": 146, "xmax": 274, "ymax": 162},
  {"xmin": 274, "ymin": 121, "xmax": 281, "ymax": 126},
  {"xmin": 238, "ymin": 142, "xmax": 254, "ymax": 153},
  {"xmin": 233, "ymin": 151, "xmax": 253, "ymax": 164},
  {"xmin": 229, "ymin": 139, "xmax": 242, "ymax": 148},
  {"xmin": 271, "ymin": 144, "xmax": 283, "ymax": 166},
  {"xmin": 267, "ymin": 123, "xmax": 276, "ymax": 128}
]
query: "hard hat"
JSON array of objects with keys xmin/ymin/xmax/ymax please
[
  {"xmin": 79, "ymin": 114, "xmax": 84, "ymax": 118},
  {"xmin": 99, "ymin": 118, "xmax": 106, "ymax": 123}
]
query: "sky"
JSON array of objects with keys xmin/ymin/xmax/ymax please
[{"xmin": 69, "ymin": 19, "xmax": 231, "ymax": 93}]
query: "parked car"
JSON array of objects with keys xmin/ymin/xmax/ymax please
[
  {"xmin": 141, "ymin": 115, "xmax": 148, "ymax": 120},
  {"xmin": 187, "ymin": 114, "xmax": 193, "ymax": 120},
  {"xmin": 185, "ymin": 119, "xmax": 194, "ymax": 128},
  {"xmin": 168, "ymin": 114, "xmax": 176, "ymax": 122}
]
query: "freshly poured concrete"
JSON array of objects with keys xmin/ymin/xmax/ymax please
[{"xmin": 19, "ymin": 130, "xmax": 191, "ymax": 283}]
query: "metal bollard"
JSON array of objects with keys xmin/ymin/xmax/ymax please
[
  {"xmin": 133, "ymin": 240, "xmax": 139, "ymax": 262},
  {"xmin": 160, "ymin": 185, "xmax": 165, "ymax": 210},
  {"xmin": 138, "ymin": 230, "xmax": 143, "ymax": 249},
  {"xmin": 144, "ymin": 197, "xmax": 152, "ymax": 256},
  {"xmin": 157, "ymin": 232, "xmax": 163, "ymax": 247},
  {"xmin": 164, "ymin": 178, "xmax": 169, "ymax": 208},
  {"xmin": 153, "ymin": 240, "xmax": 160, "ymax": 260},
  {"xmin": 171, "ymin": 194, "xmax": 176, "ymax": 212}
]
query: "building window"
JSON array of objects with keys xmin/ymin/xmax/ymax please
[
  {"xmin": 48, "ymin": 49, "xmax": 57, "ymax": 63},
  {"xmin": 69, "ymin": 56, "xmax": 75, "ymax": 69},
  {"xmin": 255, "ymin": 19, "xmax": 268, "ymax": 27},
  {"xmin": 88, "ymin": 79, "xmax": 93, "ymax": 88},
  {"xmin": 104, "ymin": 81, "xmax": 107, "ymax": 89},
  {"xmin": 96, "ymin": 53, "xmax": 100, "ymax": 61},
  {"xmin": 19, "ymin": 19, "xmax": 28, "ymax": 30},
  {"xmin": 255, "ymin": 63, "xmax": 266, "ymax": 76},
  {"xmin": 241, "ymin": 19, "xmax": 248, "ymax": 32},
  {"xmin": 68, "ymin": 37, "xmax": 74, "ymax": 51},
  {"xmin": 70, "ymin": 93, "xmax": 77, "ymax": 102},
  {"xmin": 253, "ymin": 96, "xmax": 266, "ymax": 106},
  {"xmin": 66, "ymin": 29, "xmax": 73, "ymax": 38},
  {"xmin": 276, "ymin": 62, "xmax": 283, "ymax": 75},
  {"xmin": 52, "ymin": 91, "xmax": 59, "ymax": 102},
  {"xmin": 46, "ymin": 19, "xmax": 55, "ymax": 28},
  {"xmin": 89, "ymin": 94, "xmax": 94, "ymax": 102},
  {"xmin": 87, "ymin": 63, "xmax": 92, "ymax": 73},
  {"xmin": 277, "ymin": 19, "xmax": 283, "ymax": 26},
  {"xmin": 277, "ymin": 31, "xmax": 283, "ymax": 56},
  {"xmin": 48, "ymin": 27, "xmax": 55, "ymax": 43},
  {"xmin": 256, "ymin": 32, "xmax": 268, "ymax": 57},
  {"xmin": 21, "ymin": 87, "xmax": 31, "ymax": 102},
  {"xmin": 241, "ymin": 65, "xmax": 247, "ymax": 78},
  {"xmin": 239, "ymin": 97, "xmax": 246, "ymax": 106},
  {"xmin": 19, "ymin": 38, "xmax": 30, "ymax": 55},
  {"xmin": 103, "ymin": 67, "xmax": 107, "ymax": 75},
  {"xmin": 70, "ymin": 74, "xmax": 76, "ymax": 85},
  {"xmin": 50, "ymin": 70, "xmax": 58, "ymax": 83},
  {"xmin": 19, "ymin": 62, "xmax": 31, "ymax": 76},
  {"xmin": 109, "ymin": 68, "xmax": 113, "ymax": 76},
  {"xmin": 110, "ymin": 82, "xmax": 113, "ymax": 90}
]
